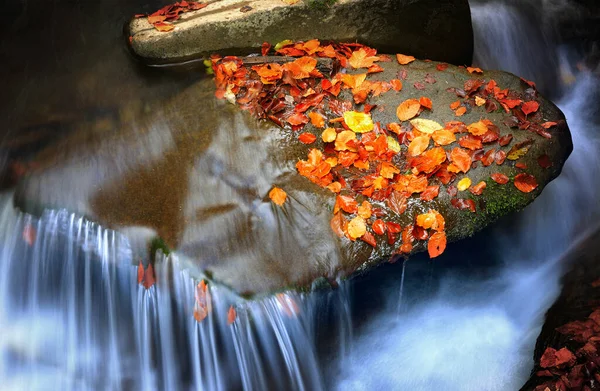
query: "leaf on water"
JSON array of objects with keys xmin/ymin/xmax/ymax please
[
  {"xmin": 22, "ymin": 223, "xmax": 36, "ymax": 246},
  {"xmin": 137, "ymin": 261, "xmax": 144, "ymax": 284},
  {"xmin": 396, "ymin": 99, "xmax": 421, "ymax": 121},
  {"xmin": 396, "ymin": 54, "xmax": 415, "ymax": 65},
  {"xmin": 227, "ymin": 306, "xmax": 237, "ymax": 325},
  {"xmin": 336, "ymin": 195, "xmax": 358, "ymax": 214},
  {"xmin": 269, "ymin": 187, "xmax": 287, "ymax": 206},
  {"xmin": 372, "ymin": 219, "xmax": 386, "ymax": 235},
  {"xmin": 514, "ymin": 173, "xmax": 538, "ymax": 193},
  {"xmin": 143, "ymin": 263, "xmax": 156, "ymax": 289}
]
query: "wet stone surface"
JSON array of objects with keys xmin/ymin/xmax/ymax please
[{"xmin": 14, "ymin": 56, "xmax": 572, "ymax": 296}]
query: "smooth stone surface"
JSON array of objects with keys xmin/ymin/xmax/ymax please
[
  {"xmin": 127, "ymin": 0, "xmax": 473, "ymax": 66},
  {"xmin": 14, "ymin": 59, "xmax": 571, "ymax": 296}
]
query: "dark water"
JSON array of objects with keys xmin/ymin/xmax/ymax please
[{"xmin": 0, "ymin": 0, "xmax": 599, "ymax": 390}]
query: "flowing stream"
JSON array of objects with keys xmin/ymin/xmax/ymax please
[{"xmin": 0, "ymin": 0, "xmax": 598, "ymax": 390}]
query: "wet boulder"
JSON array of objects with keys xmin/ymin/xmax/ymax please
[
  {"xmin": 127, "ymin": 0, "xmax": 473, "ymax": 66},
  {"xmin": 14, "ymin": 44, "xmax": 571, "ymax": 296}
]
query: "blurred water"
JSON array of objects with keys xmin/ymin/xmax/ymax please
[{"xmin": 334, "ymin": 1, "xmax": 600, "ymax": 390}]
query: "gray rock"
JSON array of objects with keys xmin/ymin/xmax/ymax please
[
  {"xmin": 127, "ymin": 0, "xmax": 473, "ymax": 66},
  {"xmin": 14, "ymin": 57, "xmax": 571, "ymax": 296}
]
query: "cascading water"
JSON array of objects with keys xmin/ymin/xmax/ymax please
[
  {"xmin": 0, "ymin": 0, "xmax": 598, "ymax": 390},
  {"xmin": 335, "ymin": 1, "xmax": 600, "ymax": 390}
]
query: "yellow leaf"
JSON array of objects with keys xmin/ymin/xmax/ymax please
[
  {"xmin": 410, "ymin": 118, "xmax": 443, "ymax": 134},
  {"xmin": 347, "ymin": 216, "xmax": 366, "ymax": 240},
  {"xmin": 475, "ymin": 96, "xmax": 486, "ymax": 106},
  {"xmin": 274, "ymin": 39, "xmax": 293, "ymax": 51},
  {"xmin": 322, "ymin": 127, "xmax": 337, "ymax": 142},
  {"xmin": 387, "ymin": 136, "xmax": 401, "ymax": 153},
  {"xmin": 343, "ymin": 111, "xmax": 374, "ymax": 133},
  {"xmin": 357, "ymin": 201, "xmax": 372, "ymax": 219},
  {"xmin": 457, "ymin": 177, "xmax": 472, "ymax": 191}
]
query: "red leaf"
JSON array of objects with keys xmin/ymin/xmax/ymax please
[
  {"xmin": 261, "ymin": 42, "xmax": 271, "ymax": 56},
  {"xmin": 451, "ymin": 198, "xmax": 476, "ymax": 213},
  {"xmin": 469, "ymin": 181, "xmax": 486, "ymax": 195},
  {"xmin": 298, "ymin": 133, "xmax": 317, "ymax": 144},
  {"xmin": 336, "ymin": 195, "xmax": 358, "ymax": 214},
  {"xmin": 372, "ymin": 219, "xmax": 386, "ymax": 235},
  {"xmin": 498, "ymin": 134, "xmax": 513, "ymax": 146},
  {"xmin": 137, "ymin": 261, "xmax": 144, "ymax": 284},
  {"xmin": 143, "ymin": 263, "xmax": 156, "ymax": 289},
  {"xmin": 420, "ymin": 186, "xmax": 440, "ymax": 201},
  {"xmin": 537, "ymin": 154, "xmax": 552, "ymax": 168},
  {"xmin": 428, "ymin": 232, "xmax": 447, "ymax": 258},
  {"xmin": 491, "ymin": 173, "xmax": 509, "ymax": 184},
  {"xmin": 521, "ymin": 101, "xmax": 540, "ymax": 115},
  {"xmin": 361, "ymin": 231, "xmax": 377, "ymax": 247},
  {"xmin": 227, "ymin": 305, "xmax": 237, "ymax": 325},
  {"xmin": 514, "ymin": 173, "xmax": 538, "ymax": 193},
  {"xmin": 436, "ymin": 63, "xmax": 449, "ymax": 71}
]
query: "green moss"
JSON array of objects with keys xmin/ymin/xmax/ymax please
[{"xmin": 149, "ymin": 237, "xmax": 171, "ymax": 262}]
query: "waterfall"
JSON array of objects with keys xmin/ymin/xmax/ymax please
[{"xmin": 0, "ymin": 191, "xmax": 355, "ymax": 390}]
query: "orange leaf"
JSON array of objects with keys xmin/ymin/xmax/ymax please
[
  {"xmin": 336, "ymin": 195, "xmax": 358, "ymax": 214},
  {"xmin": 450, "ymin": 100, "xmax": 461, "ymax": 110},
  {"xmin": 251, "ymin": 63, "xmax": 283, "ymax": 84},
  {"xmin": 358, "ymin": 201, "xmax": 372, "ymax": 219},
  {"xmin": 349, "ymin": 48, "xmax": 380, "ymax": 69},
  {"xmin": 408, "ymin": 135, "xmax": 430, "ymax": 157},
  {"xmin": 428, "ymin": 232, "xmax": 447, "ymax": 258},
  {"xmin": 467, "ymin": 67, "xmax": 483, "ymax": 74},
  {"xmin": 409, "ymin": 147, "xmax": 447, "ymax": 174},
  {"xmin": 514, "ymin": 173, "xmax": 538, "ymax": 193},
  {"xmin": 491, "ymin": 173, "xmax": 509, "ymax": 184},
  {"xmin": 340, "ymin": 73, "xmax": 367, "ymax": 90},
  {"xmin": 420, "ymin": 185, "xmax": 440, "ymax": 201},
  {"xmin": 321, "ymin": 127, "xmax": 337, "ymax": 142},
  {"xmin": 390, "ymin": 79, "xmax": 403, "ymax": 91},
  {"xmin": 330, "ymin": 212, "xmax": 346, "ymax": 238},
  {"xmin": 380, "ymin": 161, "xmax": 400, "ymax": 179},
  {"xmin": 454, "ymin": 106, "xmax": 467, "ymax": 116},
  {"xmin": 469, "ymin": 181, "xmax": 486, "ymax": 195},
  {"xmin": 137, "ymin": 261, "xmax": 144, "ymax": 284},
  {"xmin": 396, "ymin": 53, "xmax": 416, "ymax": 65},
  {"xmin": 298, "ymin": 133, "xmax": 317, "ymax": 144},
  {"xmin": 283, "ymin": 56, "xmax": 317, "ymax": 79},
  {"xmin": 227, "ymin": 306, "xmax": 237, "ymax": 325},
  {"xmin": 143, "ymin": 263, "xmax": 155, "ymax": 289},
  {"xmin": 396, "ymin": 99, "xmax": 421, "ymax": 121},
  {"xmin": 521, "ymin": 101, "xmax": 539, "ymax": 115},
  {"xmin": 458, "ymin": 134, "xmax": 482, "ymax": 150},
  {"xmin": 449, "ymin": 147, "xmax": 472, "ymax": 173},
  {"xmin": 419, "ymin": 97, "xmax": 432, "ymax": 110},
  {"xmin": 269, "ymin": 187, "xmax": 287, "ymax": 206},
  {"xmin": 308, "ymin": 112, "xmax": 325, "ymax": 128},
  {"xmin": 541, "ymin": 121, "xmax": 557, "ymax": 129},
  {"xmin": 432, "ymin": 129, "xmax": 456, "ymax": 146},
  {"xmin": 467, "ymin": 120, "xmax": 488, "ymax": 136},
  {"xmin": 287, "ymin": 112, "xmax": 309, "ymax": 126},
  {"xmin": 335, "ymin": 130, "xmax": 357, "ymax": 151},
  {"xmin": 386, "ymin": 191, "xmax": 407, "ymax": 215},
  {"xmin": 153, "ymin": 22, "xmax": 175, "ymax": 32}
]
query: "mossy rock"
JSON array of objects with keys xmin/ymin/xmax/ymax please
[{"xmin": 14, "ymin": 58, "xmax": 571, "ymax": 296}]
